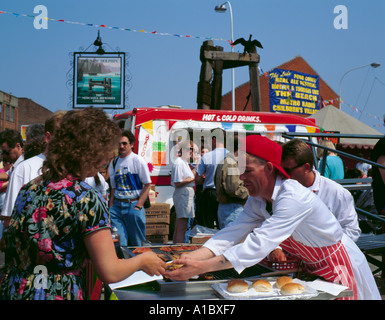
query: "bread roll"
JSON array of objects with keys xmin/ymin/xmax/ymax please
[
  {"xmin": 276, "ymin": 276, "xmax": 293, "ymax": 289},
  {"xmin": 251, "ymin": 279, "xmax": 272, "ymax": 292},
  {"xmin": 227, "ymin": 279, "xmax": 249, "ymax": 293},
  {"xmin": 280, "ymin": 283, "xmax": 305, "ymax": 295}
]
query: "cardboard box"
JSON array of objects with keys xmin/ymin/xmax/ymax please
[
  {"xmin": 191, "ymin": 236, "xmax": 211, "ymax": 244},
  {"xmin": 145, "ymin": 203, "xmax": 170, "ymax": 214},
  {"xmin": 145, "ymin": 203, "xmax": 170, "ymax": 224},
  {"xmin": 146, "ymin": 234, "xmax": 169, "ymax": 244},
  {"xmin": 146, "ymin": 224, "xmax": 169, "ymax": 236},
  {"xmin": 146, "ymin": 213, "xmax": 170, "ymax": 224}
]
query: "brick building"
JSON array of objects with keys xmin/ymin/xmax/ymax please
[
  {"xmin": 221, "ymin": 55, "xmax": 339, "ymax": 116},
  {"xmin": 0, "ymin": 91, "xmax": 53, "ymax": 136},
  {"xmin": 18, "ymin": 97, "xmax": 53, "ymax": 127},
  {"xmin": 0, "ymin": 91, "xmax": 19, "ymax": 131}
]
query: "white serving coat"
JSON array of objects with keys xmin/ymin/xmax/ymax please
[{"xmin": 204, "ymin": 177, "xmax": 380, "ymax": 300}]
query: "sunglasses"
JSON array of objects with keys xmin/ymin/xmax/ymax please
[
  {"xmin": 119, "ymin": 141, "xmax": 129, "ymax": 146},
  {"xmin": 283, "ymin": 163, "xmax": 305, "ymax": 174}
]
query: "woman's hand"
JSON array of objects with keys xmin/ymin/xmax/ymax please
[
  {"xmin": 164, "ymin": 258, "xmax": 205, "ymax": 281},
  {"xmin": 137, "ymin": 251, "xmax": 167, "ymax": 276}
]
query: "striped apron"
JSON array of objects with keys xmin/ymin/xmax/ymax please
[{"xmin": 280, "ymin": 236, "xmax": 358, "ymax": 300}]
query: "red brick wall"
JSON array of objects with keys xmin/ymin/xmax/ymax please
[
  {"xmin": 221, "ymin": 55, "xmax": 339, "ymax": 116},
  {"xmin": 18, "ymin": 98, "xmax": 53, "ymax": 127}
]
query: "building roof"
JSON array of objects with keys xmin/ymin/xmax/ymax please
[
  {"xmin": 309, "ymin": 105, "xmax": 383, "ymax": 148},
  {"xmin": 221, "ymin": 55, "xmax": 339, "ymax": 114}
]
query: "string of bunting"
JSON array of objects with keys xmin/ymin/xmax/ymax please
[
  {"xmin": 346, "ymin": 104, "xmax": 384, "ymax": 127},
  {"xmin": 0, "ymin": 9, "xmax": 229, "ymax": 42}
]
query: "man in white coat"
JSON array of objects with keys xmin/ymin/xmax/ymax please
[
  {"xmin": 165, "ymin": 135, "xmax": 380, "ymax": 300},
  {"xmin": 280, "ymin": 138, "xmax": 379, "ymax": 300}
]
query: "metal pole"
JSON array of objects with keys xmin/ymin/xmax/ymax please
[
  {"xmin": 227, "ymin": 2, "xmax": 235, "ymax": 111},
  {"xmin": 338, "ymin": 62, "xmax": 380, "ymax": 112}
]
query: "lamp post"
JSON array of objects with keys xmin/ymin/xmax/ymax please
[
  {"xmin": 215, "ymin": 2, "xmax": 235, "ymax": 111},
  {"xmin": 338, "ymin": 62, "xmax": 380, "ymax": 111}
]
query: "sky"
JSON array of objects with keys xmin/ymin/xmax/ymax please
[{"xmin": 1, "ymin": 0, "xmax": 385, "ymax": 133}]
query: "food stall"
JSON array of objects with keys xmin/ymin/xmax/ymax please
[{"xmin": 105, "ymin": 244, "xmax": 353, "ymax": 300}]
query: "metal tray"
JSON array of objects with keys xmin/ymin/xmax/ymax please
[{"xmin": 212, "ymin": 278, "xmax": 319, "ymax": 300}]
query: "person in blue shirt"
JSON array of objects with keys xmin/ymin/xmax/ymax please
[
  {"xmin": 108, "ymin": 130, "xmax": 152, "ymax": 246},
  {"xmin": 196, "ymin": 129, "xmax": 228, "ymax": 228},
  {"xmin": 317, "ymin": 139, "xmax": 345, "ymax": 180}
]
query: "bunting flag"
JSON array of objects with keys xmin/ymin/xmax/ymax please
[
  {"xmin": 264, "ymin": 124, "xmax": 276, "ymax": 139},
  {"xmin": 264, "ymin": 124, "xmax": 275, "ymax": 132},
  {"xmin": 306, "ymin": 126, "xmax": 317, "ymax": 133},
  {"xmin": 317, "ymin": 97, "xmax": 340, "ymax": 108},
  {"xmin": 243, "ymin": 124, "xmax": 254, "ymax": 131},
  {"xmin": 221, "ymin": 122, "xmax": 233, "ymax": 131},
  {"xmin": 0, "ymin": 9, "xmax": 229, "ymax": 43},
  {"xmin": 345, "ymin": 103, "xmax": 384, "ymax": 127},
  {"xmin": 141, "ymin": 120, "xmax": 153, "ymax": 135},
  {"xmin": 285, "ymin": 125, "xmax": 296, "ymax": 133}
]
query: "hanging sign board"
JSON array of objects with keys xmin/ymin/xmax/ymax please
[{"xmin": 73, "ymin": 52, "xmax": 125, "ymax": 109}]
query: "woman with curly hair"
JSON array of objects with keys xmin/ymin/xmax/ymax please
[{"xmin": 0, "ymin": 107, "xmax": 166, "ymax": 300}]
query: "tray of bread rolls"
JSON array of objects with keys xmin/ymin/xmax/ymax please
[{"xmin": 212, "ymin": 276, "xmax": 318, "ymax": 300}]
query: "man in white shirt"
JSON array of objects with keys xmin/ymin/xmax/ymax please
[
  {"xmin": 1, "ymin": 124, "xmax": 46, "ymax": 221},
  {"xmin": 0, "ymin": 129, "xmax": 24, "ymax": 240},
  {"xmin": 281, "ymin": 138, "xmax": 361, "ymax": 242},
  {"xmin": 355, "ymin": 153, "xmax": 371, "ymax": 176},
  {"xmin": 165, "ymin": 135, "xmax": 380, "ymax": 300},
  {"xmin": 0, "ymin": 112, "xmax": 65, "ymax": 245}
]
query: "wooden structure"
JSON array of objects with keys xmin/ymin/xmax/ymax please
[
  {"xmin": 197, "ymin": 40, "xmax": 261, "ymax": 111},
  {"xmin": 89, "ymin": 78, "xmax": 112, "ymax": 95}
]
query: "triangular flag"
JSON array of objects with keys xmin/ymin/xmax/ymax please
[
  {"xmin": 243, "ymin": 124, "xmax": 254, "ymax": 131},
  {"xmin": 221, "ymin": 122, "xmax": 233, "ymax": 130},
  {"xmin": 141, "ymin": 120, "xmax": 153, "ymax": 135},
  {"xmin": 306, "ymin": 126, "xmax": 316, "ymax": 133},
  {"xmin": 286, "ymin": 125, "xmax": 296, "ymax": 132},
  {"xmin": 264, "ymin": 124, "xmax": 276, "ymax": 131}
]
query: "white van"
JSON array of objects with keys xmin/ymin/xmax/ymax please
[{"xmin": 113, "ymin": 107, "xmax": 319, "ymax": 207}]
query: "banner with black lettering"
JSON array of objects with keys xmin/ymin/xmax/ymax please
[{"xmin": 269, "ymin": 69, "xmax": 320, "ymax": 116}]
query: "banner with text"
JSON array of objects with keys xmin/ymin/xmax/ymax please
[{"xmin": 269, "ymin": 69, "xmax": 320, "ymax": 116}]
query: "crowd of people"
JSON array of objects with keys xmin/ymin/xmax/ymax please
[
  {"xmin": 0, "ymin": 108, "xmax": 165, "ymax": 300},
  {"xmin": 0, "ymin": 108, "xmax": 383, "ymax": 300}
]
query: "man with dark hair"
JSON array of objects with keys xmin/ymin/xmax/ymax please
[
  {"xmin": 108, "ymin": 130, "xmax": 151, "ymax": 246},
  {"xmin": 0, "ymin": 129, "xmax": 23, "ymax": 243},
  {"xmin": 281, "ymin": 138, "xmax": 360, "ymax": 242},
  {"xmin": 0, "ymin": 129, "xmax": 23, "ymax": 167},
  {"xmin": 0, "ymin": 113, "xmax": 66, "ymax": 248},
  {"xmin": 23, "ymin": 123, "xmax": 46, "ymax": 160},
  {"xmin": 195, "ymin": 129, "xmax": 228, "ymax": 228}
]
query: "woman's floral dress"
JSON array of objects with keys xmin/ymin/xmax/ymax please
[{"xmin": 0, "ymin": 176, "xmax": 110, "ymax": 300}]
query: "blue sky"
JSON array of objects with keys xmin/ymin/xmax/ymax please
[{"xmin": 1, "ymin": 0, "xmax": 385, "ymax": 133}]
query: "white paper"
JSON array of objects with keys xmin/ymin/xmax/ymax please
[
  {"xmin": 307, "ymin": 279, "xmax": 349, "ymax": 296},
  {"xmin": 109, "ymin": 271, "xmax": 163, "ymax": 290}
]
